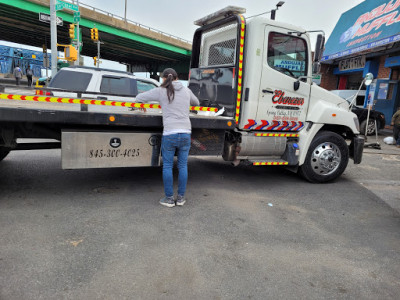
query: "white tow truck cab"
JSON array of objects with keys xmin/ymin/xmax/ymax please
[{"xmin": 188, "ymin": 7, "xmax": 364, "ymax": 182}]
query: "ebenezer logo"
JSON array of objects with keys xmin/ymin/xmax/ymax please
[
  {"xmin": 272, "ymin": 90, "xmax": 305, "ymax": 106},
  {"xmin": 110, "ymin": 138, "xmax": 121, "ymax": 148}
]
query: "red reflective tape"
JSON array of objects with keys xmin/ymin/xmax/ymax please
[
  {"xmin": 7, "ymin": 94, "xmax": 13, "ymax": 99},
  {"xmin": 69, "ymin": 99, "xmax": 74, "ymax": 103},
  {"xmin": 80, "ymin": 100, "xmax": 85, "ymax": 104},
  {"xmin": 121, "ymin": 102, "xmax": 126, "ymax": 107},
  {"xmin": 45, "ymin": 97, "xmax": 51, "ymax": 102},
  {"xmin": 57, "ymin": 98, "xmax": 62, "ymax": 103},
  {"xmin": 101, "ymin": 101, "xmax": 106, "ymax": 105},
  {"xmin": 111, "ymin": 101, "xmax": 116, "ymax": 106},
  {"xmin": 149, "ymin": 104, "xmax": 154, "ymax": 108},
  {"xmin": 33, "ymin": 96, "xmax": 39, "ymax": 101},
  {"xmin": 21, "ymin": 96, "xmax": 26, "ymax": 100},
  {"xmin": 91, "ymin": 100, "xmax": 96, "ymax": 105}
]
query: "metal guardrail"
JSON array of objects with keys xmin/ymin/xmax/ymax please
[{"xmin": 70, "ymin": 0, "xmax": 191, "ymax": 44}]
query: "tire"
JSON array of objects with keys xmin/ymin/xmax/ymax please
[
  {"xmin": 0, "ymin": 147, "xmax": 10, "ymax": 162},
  {"xmin": 299, "ymin": 131, "xmax": 349, "ymax": 183},
  {"xmin": 360, "ymin": 119, "xmax": 377, "ymax": 136}
]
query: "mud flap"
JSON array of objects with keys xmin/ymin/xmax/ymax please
[{"xmin": 350, "ymin": 135, "xmax": 365, "ymax": 164}]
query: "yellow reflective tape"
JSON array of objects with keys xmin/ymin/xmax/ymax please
[{"xmin": 0, "ymin": 92, "xmax": 217, "ymax": 111}]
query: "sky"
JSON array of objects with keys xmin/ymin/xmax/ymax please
[{"xmin": 1, "ymin": 0, "xmax": 366, "ymax": 72}]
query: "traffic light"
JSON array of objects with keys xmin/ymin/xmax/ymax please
[
  {"xmin": 64, "ymin": 45, "xmax": 77, "ymax": 61},
  {"xmin": 93, "ymin": 56, "xmax": 97, "ymax": 66},
  {"xmin": 69, "ymin": 24, "xmax": 75, "ymax": 39},
  {"xmin": 90, "ymin": 28, "xmax": 99, "ymax": 41}
]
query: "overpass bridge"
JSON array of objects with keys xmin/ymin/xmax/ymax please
[{"xmin": 0, "ymin": 0, "xmax": 192, "ymax": 78}]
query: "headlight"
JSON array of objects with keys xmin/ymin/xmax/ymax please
[{"xmin": 353, "ymin": 117, "xmax": 360, "ymax": 131}]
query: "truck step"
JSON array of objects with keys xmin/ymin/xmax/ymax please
[{"xmin": 251, "ymin": 159, "xmax": 289, "ymax": 166}]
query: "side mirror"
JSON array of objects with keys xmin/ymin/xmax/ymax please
[
  {"xmin": 312, "ymin": 62, "xmax": 321, "ymax": 75},
  {"xmin": 314, "ymin": 34, "xmax": 325, "ymax": 63},
  {"xmin": 364, "ymin": 73, "xmax": 374, "ymax": 86}
]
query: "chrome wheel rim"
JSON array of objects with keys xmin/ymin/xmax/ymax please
[
  {"xmin": 310, "ymin": 142, "xmax": 341, "ymax": 176},
  {"xmin": 367, "ymin": 120, "xmax": 375, "ymax": 135}
]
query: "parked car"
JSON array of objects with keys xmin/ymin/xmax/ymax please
[
  {"xmin": 330, "ymin": 90, "xmax": 385, "ymax": 135},
  {"xmin": 44, "ymin": 66, "xmax": 159, "ymax": 113}
]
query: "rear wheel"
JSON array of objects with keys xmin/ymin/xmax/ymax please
[
  {"xmin": 299, "ymin": 131, "xmax": 349, "ymax": 183},
  {"xmin": 0, "ymin": 147, "xmax": 10, "ymax": 162},
  {"xmin": 360, "ymin": 119, "xmax": 378, "ymax": 136}
]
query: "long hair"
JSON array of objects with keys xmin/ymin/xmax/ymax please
[{"xmin": 161, "ymin": 68, "xmax": 178, "ymax": 103}]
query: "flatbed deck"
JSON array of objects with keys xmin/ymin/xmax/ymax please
[{"xmin": 0, "ymin": 104, "xmax": 235, "ymax": 130}]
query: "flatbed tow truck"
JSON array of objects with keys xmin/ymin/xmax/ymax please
[{"xmin": 0, "ymin": 7, "xmax": 365, "ymax": 183}]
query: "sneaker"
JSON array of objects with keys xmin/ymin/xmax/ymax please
[
  {"xmin": 176, "ymin": 195, "xmax": 186, "ymax": 206},
  {"xmin": 160, "ymin": 196, "xmax": 175, "ymax": 208}
]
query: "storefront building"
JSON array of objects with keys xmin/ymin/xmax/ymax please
[{"xmin": 320, "ymin": 0, "xmax": 400, "ymax": 125}]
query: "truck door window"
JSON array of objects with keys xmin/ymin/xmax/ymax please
[
  {"xmin": 267, "ymin": 32, "xmax": 308, "ymax": 79},
  {"xmin": 100, "ymin": 76, "xmax": 136, "ymax": 96},
  {"xmin": 49, "ymin": 70, "xmax": 92, "ymax": 92},
  {"xmin": 199, "ymin": 22, "xmax": 238, "ymax": 67},
  {"xmin": 137, "ymin": 80, "xmax": 158, "ymax": 93}
]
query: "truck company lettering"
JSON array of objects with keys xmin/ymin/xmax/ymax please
[{"xmin": 272, "ymin": 90, "xmax": 305, "ymax": 106}]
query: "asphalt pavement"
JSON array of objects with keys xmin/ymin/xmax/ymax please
[{"xmin": 0, "ymin": 139, "xmax": 399, "ymax": 299}]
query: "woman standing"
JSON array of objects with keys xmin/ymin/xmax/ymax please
[{"xmin": 136, "ymin": 68, "xmax": 199, "ymax": 207}]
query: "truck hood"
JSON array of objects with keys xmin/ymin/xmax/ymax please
[
  {"xmin": 307, "ymin": 83, "xmax": 360, "ymax": 134},
  {"xmin": 310, "ymin": 84, "xmax": 350, "ymax": 111}
]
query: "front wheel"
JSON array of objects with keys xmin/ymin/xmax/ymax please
[{"xmin": 299, "ymin": 131, "xmax": 349, "ymax": 183}]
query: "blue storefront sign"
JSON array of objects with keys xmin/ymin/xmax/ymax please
[{"xmin": 322, "ymin": 0, "xmax": 400, "ymax": 61}]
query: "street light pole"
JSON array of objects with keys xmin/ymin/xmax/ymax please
[
  {"xmin": 50, "ymin": 0, "xmax": 58, "ymax": 76},
  {"xmin": 124, "ymin": 0, "xmax": 127, "ymax": 22}
]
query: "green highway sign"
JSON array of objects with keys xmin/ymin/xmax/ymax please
[
  {"xmin": 56, "ymin": 0, "xmax": 79, "ymax": 12},
  {"xmin": 73, "ymin": 11, "xmax": 80, "ymax": 23}
]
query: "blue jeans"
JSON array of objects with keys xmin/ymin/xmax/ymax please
[{"xmin": 161, "ymin": 133, "xmax": 191, "ymax": 197}]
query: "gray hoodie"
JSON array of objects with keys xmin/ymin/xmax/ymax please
[{"xmin": 135, "ymin": 81, "xmax": 200, "ymax": 134}]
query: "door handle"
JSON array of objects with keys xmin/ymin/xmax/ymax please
[
  {"xmin": 262, "ymin": 88, "xmax": 274, "ymax": 94},
  {"xmin": 97, "ymin": 96, "xmax": 108, "ymax": 100}
]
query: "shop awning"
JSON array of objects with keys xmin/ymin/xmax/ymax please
[{"xmin": 322, "ymin": 0, "xmax": 400, "ymax": 62}]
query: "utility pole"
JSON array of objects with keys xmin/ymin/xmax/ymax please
[
  {"xmin": 50, "ymin": 0, "xmax": 58, "ymax": 76},
  {"xmin": 76, "ymin": 0, "xmax": 80, "ymax": 65},
  {"xmin": 97, "ymin": 41, "xmax": 100, "ymax": 68},
  {"xmin": 124, "ymin": 0, "xmax": 127, "ymax": 22}
]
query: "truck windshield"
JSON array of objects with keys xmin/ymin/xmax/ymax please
[{"xmin": 267, "ymin": 32, "xmax": 308, "ymax": 79}]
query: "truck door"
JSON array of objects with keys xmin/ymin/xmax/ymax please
[{"xmin": 254, "ymin": 28, "xmax": 311, "ymax": 131}]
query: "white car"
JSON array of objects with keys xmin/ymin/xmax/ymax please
[{"xmin": 46, "ymin": 66, "xmax": 160, "ymax": 113}]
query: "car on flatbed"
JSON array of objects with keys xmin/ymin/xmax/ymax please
[{"xmin": 44, "ymin": 66, "xmax": 160, "ymax": 113}]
